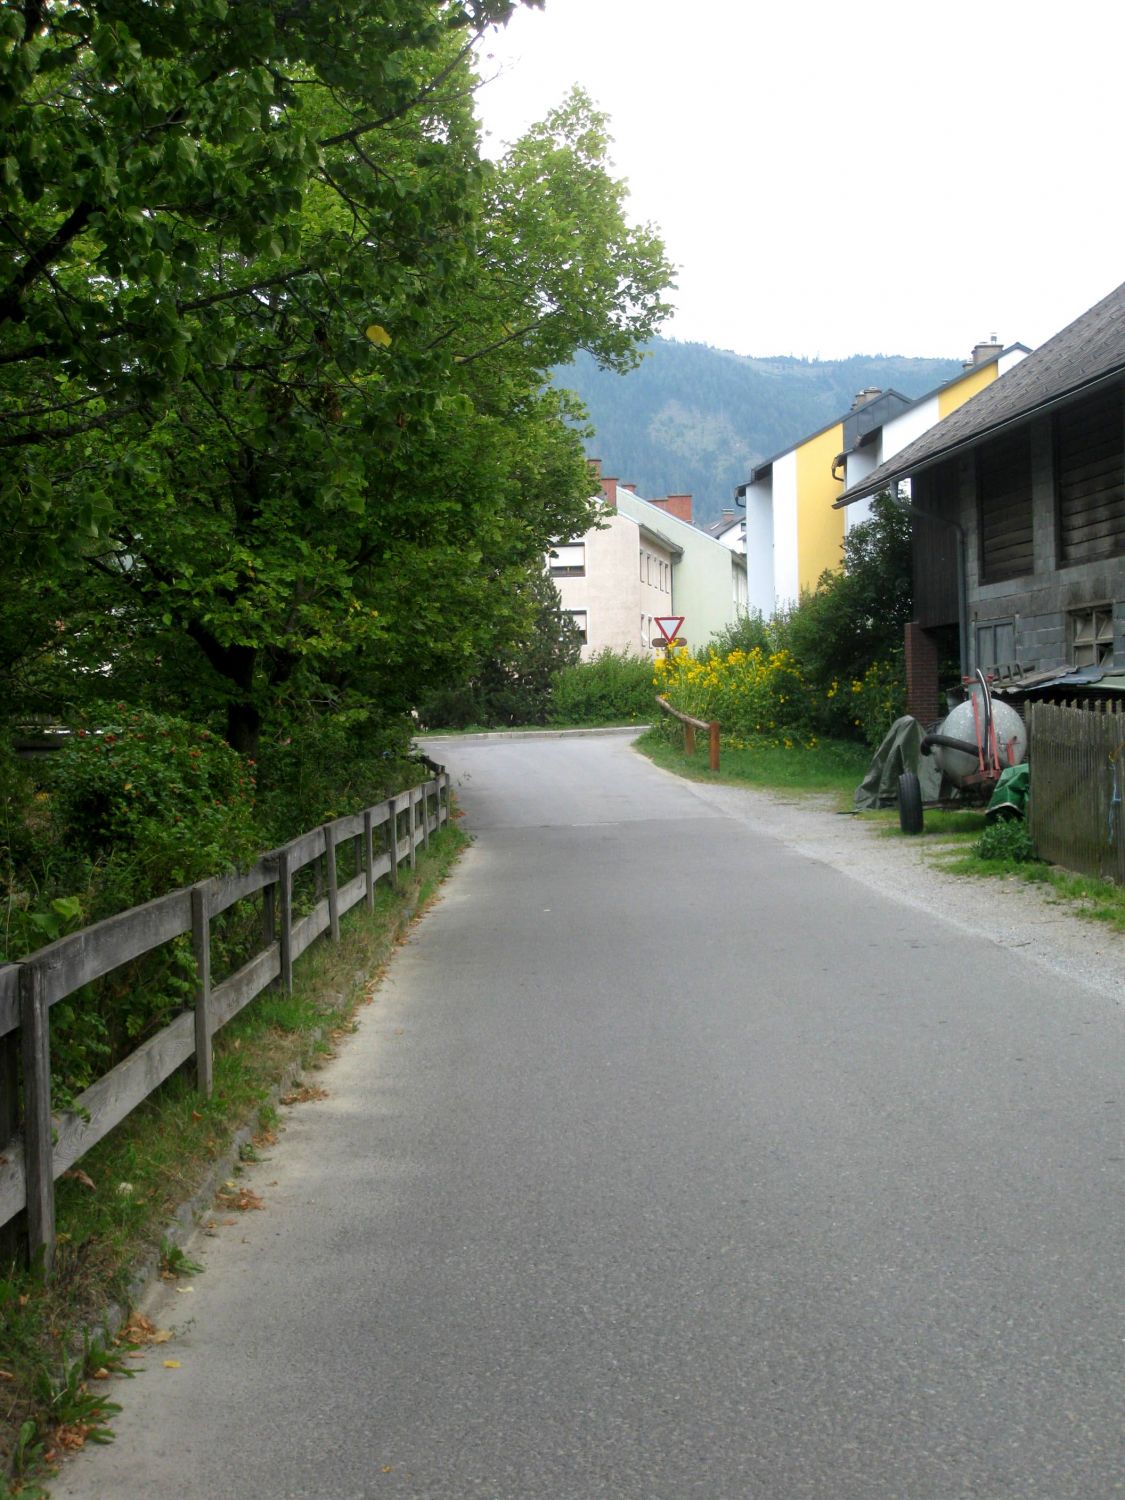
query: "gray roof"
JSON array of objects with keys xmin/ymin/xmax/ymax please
[{"xmin": 836, "ymin": 281, "xmax": 1125, "ymax": 507}]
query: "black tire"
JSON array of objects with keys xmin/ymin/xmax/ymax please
[{"xmin": 898, "ymin": 771, "xmax": 923, "ymax": 835}]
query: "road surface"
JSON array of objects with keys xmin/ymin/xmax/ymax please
[{"xmin": 56, "ymin": 731, "xmax": 1124, "ymax": 1499}]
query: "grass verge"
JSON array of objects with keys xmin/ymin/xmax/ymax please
[
  {"xmin": 634, "ymin": 726, "xmax": 870, "ymax": 803},
  {"xmin": 0, "ymin": 822, "xmax": 468, "ymax": 1497}
]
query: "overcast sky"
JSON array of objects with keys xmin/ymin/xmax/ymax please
[{"xmin": 474, "ymin": 0, "xmax": 1124, "ymax": 361}]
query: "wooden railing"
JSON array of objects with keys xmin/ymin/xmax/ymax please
[
  {"xmin": 0, "ymin": 770, "xmax": 450, "ymax": 1272},
  {"xmin": 656, "ymin": 695, "xmax": 720, "ymax": 772}
]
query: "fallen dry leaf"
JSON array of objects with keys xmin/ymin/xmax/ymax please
[
  {"xmin": 120, "ymin": 1312, "xmax": 157, "ymax": 1343},
  {"xmin": 90, "ymin": 1367, "xmax": 110, "ymax": 1380},
  {"xmin": 216, "ymin": 1186, "xmax": 264, "ymax": 1212},
  {"xmin": 280, "ymin": 1085, "xmax": 328, "ymax": 1106},
  {"xmin": 0, "ymin": 1369, "xmax": 14, "ymax": 1380},
  {"xmin": 151, "ymin": 1329, "xmax": 173, "ymax": 1345},
  {"xmin": 253, "ymin": 1128, "xmax": 278, "ymax": 1148},
  {"xmin": 162, "ymin": 1360, "xmax": 181, "ymax": 1369},
  {"xmin": 62, "ymin": 1168, "xmax": 96, "ymax": 1191},
  {"xmin": 55, "ymin": 1423, "xmax": 92, "ymax": 1450}
]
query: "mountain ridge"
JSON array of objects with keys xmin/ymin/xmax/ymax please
[{"xmin": 554, "ymin": 337, "xmax": 966, "ymax": 525}]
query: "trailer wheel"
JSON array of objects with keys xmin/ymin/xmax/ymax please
[{"xmin": 898, "ymin": 772, "xmax": 923, "ymax": 835}]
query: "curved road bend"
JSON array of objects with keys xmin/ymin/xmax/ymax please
[{"xmin": 57, "ymin": 730, "xmax": 1124, "ymax": 1500}]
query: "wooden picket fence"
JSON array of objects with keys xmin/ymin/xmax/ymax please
[
  {"xmin": 0, "ymin": 769, "xmax": 450, "ymax": 1273},
  {"xmin": 1028, "ymin": 700, "xmax": 1125, "ymax": 886}
]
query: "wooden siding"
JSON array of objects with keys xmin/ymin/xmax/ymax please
[
  {"xmin": 978, "ymin": 430, "xmax": 1033, "ymax": 582},
  {"xmin": 912, "ymin": 460, "xmax": 960, "ymax": 628},
  {"xmin": 1056, "ymin": 386, "xmax": 1124, "ymax": 566},
  {"xmin": 1028, "ymin": 700, "xmax": 1125, "ymax": 885}
]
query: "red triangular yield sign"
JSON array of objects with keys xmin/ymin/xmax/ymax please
[{"xmin": 654, "ymin": 616, "xmax": 684, "ymax": 643}]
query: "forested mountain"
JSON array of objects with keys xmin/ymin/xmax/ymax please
[{"xmin": 554, "ymin": 340, "xmax": 966, "ymax": 525}]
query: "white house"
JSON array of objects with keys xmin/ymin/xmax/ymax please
[{"xmin": 548, "ymin": 465, "xmax": 747, "ymax": 660}]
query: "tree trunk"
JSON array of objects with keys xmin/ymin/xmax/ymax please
[{"xmin": 226, "ymin": 700, "xmax": 261, "ymax": 759}]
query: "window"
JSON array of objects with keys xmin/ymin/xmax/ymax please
[
  {"xmin": 975, "ymin": 620, "xmax": 1016, "ymax": 672},
  {"xmin": 548, "ymin": 542, "xmax": 585, "ymax": 577},
  {"xmin": 639, "ymin": 551, "xmax": 645, "ymax": 581},
  {"xmin": 640, "ymin": 614, "xmax": 648, "ymax": 648},
  {"xmin": 563, "ymin": 609, "xmax": 588, "ymax": 645},
  {"xmin": 1071, "ymin": 605, "xmax": 1115, "ymax": 667}
]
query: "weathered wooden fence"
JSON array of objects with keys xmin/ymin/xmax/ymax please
[
  {"xmin": 0, "ymin": 769, "xmax": 450, "ymax": 1272},
  {"xmin": 656, "ymin": 695, "xmax": 720, "ymax": 771},
  {"xmin": 1028, "ymin": 700, "xmax": 1125, "ymax": 885}
]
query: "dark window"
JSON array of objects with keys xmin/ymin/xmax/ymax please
[
  {"xmin": 978, "ymin": 430, "xmax": 1033, "ymax": 582},
  {"xmin": 1055, "ymin": 386, "xmax": 1124, "ymax": 566},
  {"xmin": 563, "ymin": 609, "xmax": 588, "ymax": 645}
]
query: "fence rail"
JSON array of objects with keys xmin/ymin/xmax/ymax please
[
  {"xmin": 656, "ymin": 695, "xmax": 720, "ymax": 771},
  {"xmin": 0, "ymin": 770, "xmax": 451, "ymax": 1272},
  {"xmin": 1028, "ymin": 699, "xmax": 1124, "ymax": 886}
]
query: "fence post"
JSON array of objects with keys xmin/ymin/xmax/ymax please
[
  {"xmin": 0, "ymin": 996, "xmax": 22, "ymax": 1266},
  {"xmin": 421, "ymin": 782, "xmax": 432, "ymax": 850},
  {"xmin": 190, "ymin": 884, "xmax": 213, "ymax": 1099},
  {"xmin": 19, "ymin": 964, "xmax": 55, "ymax": 1274},
  {"xmin": 388, "ymin": 796, "xmax": 400, "ymax": 889},
  {"xmin": 363, "ymin": 810, "xmax": 375, "ymax": 912},
  {"xmin": 709, "ymin": 721, "xmax": 720, "ymax": 773},
  {"xmin": 408, "ymin": 790, "xmax": 418, "ymax": 871},
  {"xmin": 325, "ymin": 824, "xmax": 341, "ymax": 941},
  {"xmin": 278, "ymin": 847, "xmax": 294, "ymax": 994},
  {"xmin": 684, "ymin": 722, "xmax": 695, "ymax": 757}
]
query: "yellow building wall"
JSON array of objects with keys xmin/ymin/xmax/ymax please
[
  {"xmin": 795, "ymin": 421, "xmax": 845, "ymax": 593},
  {"xmin": 938, "ymin": 362, "xmax": 998, "ymax": 420}
]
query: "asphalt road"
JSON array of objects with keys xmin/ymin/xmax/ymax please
[{"xmin": 56, "ymin": 731, "xmax": 1124, "ymax": 1499}]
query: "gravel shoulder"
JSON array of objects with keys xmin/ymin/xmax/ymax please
[{"xmin": 646, "ymin": 757, "xmax": 1125, "ymax": 1011}]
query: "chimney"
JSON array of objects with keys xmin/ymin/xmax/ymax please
[
  {"xmin": 721, "ymin": 508, "xmax": 735, "ymax": 523},
  {"xmin": 965, "ymin": 334, "xmax": 1002, "ymax": 369},
  {"xmin": 601, "ymin": 474, "xmax": 619, "ymax": 508},
  {"xmin": 851, "ymin": 387, "xmax": 882, "ymax": 410},
  {"xmin": 650, "ymin": 493, "xmax": 692, "ymax": 523}
]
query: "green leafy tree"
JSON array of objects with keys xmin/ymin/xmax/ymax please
[
  {"xmin": 2, "ymin": 2, "xmax": 673, "ymax": 756},
  {"xmin": 775, "ymin": 490, "xmax": 912, "ymax": 687}
]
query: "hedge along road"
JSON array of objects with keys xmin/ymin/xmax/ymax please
[{"xmin": 56, "ymin": 729, "xmax": 1124, "ymax": 1500}]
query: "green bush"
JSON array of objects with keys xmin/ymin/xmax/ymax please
[
  {"xmin": 253, "ymin": 708, "xmax": 416, "ymax": 845},
  {"xmin": 549, "ymin": 650, "xmax": 656, "ymax": 725},
  {"xmin": 50, "ymin": 706, "xmax": 260, "ymax": 909},
  {"xmin": 974, "ymin": 818, "xmax": 1039, "ymax": 864}
]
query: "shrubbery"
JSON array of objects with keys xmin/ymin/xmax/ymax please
[{"xmin": 549, "ymin": 650, "xmax": 655, "ymax": 725}]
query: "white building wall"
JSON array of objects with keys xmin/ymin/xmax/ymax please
[
  {"xmin": 771, "ymin": 450, "xmax": 800, "ymax": 610},
  {"xmin": 617, "ymin": 491, "xmax": 746, "ymax": 652},
  {"xmin": 744, "ymin": 478, "xmax": 775, "ymax": 617},
  {"xmin": 552, "ymin": 508, "xmax": 642, "ymax": 661}
]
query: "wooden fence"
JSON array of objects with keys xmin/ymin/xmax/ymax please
[
  {"xmin": 1028, "ymin": 700, "xmax": 1125, "ymax": 886},
  {"xmin": 656, "ymin": 695, "xmax": 720, "ymax": 772},
  {"xmin": 0, "ymin": 770, "xmax": 450, "ymax": 1272}
]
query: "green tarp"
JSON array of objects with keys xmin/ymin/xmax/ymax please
[
  {"xmin": 986, "ymin": 763, "xmax": 1029, "ymax": 822},
  {"xmin": 854, "ymin": 716, "xmax": 943, "ymax": 811}
]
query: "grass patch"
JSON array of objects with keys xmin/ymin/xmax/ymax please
[
  {"xmin": 635, "ymin": 727, "xmax": 869, "ymax": 803},
  {"xmin": 0, "ymin": 822, "xmax": 468, "ymax": 1496}
]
